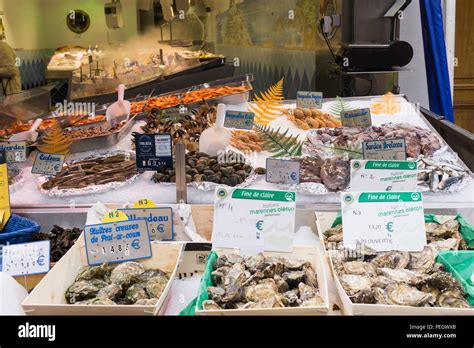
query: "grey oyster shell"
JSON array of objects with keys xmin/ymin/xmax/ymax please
[
  {"xmin": 339, "ymin": 274, "xmax": 372, "ymax": 296},
  {"xmin": 385, "ymin": 283, "xmax": 435, "ymax": 307},
  {"xmin": 342, "ymin": 261, "xmax": 377, "ymax": 276},
  {"xmin": 437, "ymin": 290, "xmax": 470, "ymax": 308},
  {"xmin": 145, "ymin": 274, "xmax": 169, "ymax": 298},
  {"xmin": 202, "ymin": 300, "xmax": 221, "ymax": 310},
  {"xmin": 75, "ymin": 263, "xmax": 111, "ymax": 282},
  {"xmin": 65, "ymin": 279, "xmax": 108, "ymax": 304},
  {"xmin": 408, "ymin": 246, "xmax": 436, "ymax": 273},
  {"xmin": 371, "ymin": 251, "xmax": 410, "ymax": 269},
  {"xmin": 110, "ymin": 261, "xmax": 145, "ymax": 287},
  {"xmin": 96, "ymin": 283, "xmax": 122, "ymax": 301},
  {"xmin": 377, "ymin": 268, "xmax": 427, "ymax": 286},
  {"xmin": 124, "ymin": 283, "xmax": 148, "ymax": 304}
]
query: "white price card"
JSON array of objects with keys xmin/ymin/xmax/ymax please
[
  {"xmin": 266, "ymin": 158, "xmax": 300, "ymax": 185},
  {"xmin": 296, "ymin": 91, "xmax": 323, "ymax": 109},
  {"xmin": 119, "ymin": 207, "xmax": 174, "ymax": 241},
  {"xmin": 350, "ymin": 160, "xmax": 418, "ymax": 191},
  {"xmin": 0, "ymin": 142, "xmax": 27, "ymax": 163},
  {"xmin": 362, "ymin": 138, "xmax": 406, "ymax": 160},
  {"xmin": 341, "ymin": 108, "xmax": 372, "ymax": 128},
  {"xmin": 212, "ymin": 188, "xmax": 296, "ymax": 254},
  {"xmin": 341, "ymin": 192, "xmax": 426, "ymax": 252},
  {"xmin": 31, "ymin": 152, "xmax": 66, "ymax": 175},
  {"xmin": 84, "ymin": 219, "xmax": 152, "ymax": 265},
  {"xmin": 1, "ymin": 241, "xmax": 50, "ymax": 276},
  {"xmin": 224, "ymin": 111, "xmax": 255, "ymax": 130}
]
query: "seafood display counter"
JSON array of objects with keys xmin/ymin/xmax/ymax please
[{"xmin": 7, "ymin": 96, "xmax": 473, "ymax": 209}]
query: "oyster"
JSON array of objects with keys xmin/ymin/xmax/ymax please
[
  {"xmin": 385, "ymin": 283, "xmax": 435, "ymax": 307},
  {"xmin": 303, "ymin": 265, "xmax": 318, "ymax": 288},
  {"xmin": 352, "ymin": 289, "xmax": 376, "ymax": 304},
  {"xmin": 437, "ymin": 290, "xmax": 470, "ymax": 308},
  {"xmin": 409, "ymin": 246, "xmax": 436, "ymax": 273},
  {"xmin": 222, "ymin": 263, "xmax": 246, "ymax": 302},
  {"xmin": 124, "ymin": 283, "xmax": 148, "ymax": 304},
  {"xmin": 342, "ymin": 261, "xmax": 377, "ymax": 276},
  {"xmin": 145, "ymin": 274, "xmax": 169, "ymax": 298},
  {"xmin": 429, "ymin": 238, "xmax": 460, "ymax": 251},
  {"xmin": 282, "ymin": 270, "xmax": 305, "ymax": 287},
  {"xmin": 273, "ymin": 275, "xmax": 290, "ymax": 293},
  {"xmin": 298, "ymin": 282, "xmax": 318, "ymax": 302},
  {"xmin": 339, "ymin": 274, "xmax": 372, "ymax": 296},
  {"xmin": 283, "ymin": 290, "xmax": 299, "ymax": 305},
  {"xmin": 65, "ymin": 279, "xmax": 108, "ymax": 304},
  {"xmin": 96, "ymin": 283, "xmax": 122, "ymax": 301},
  {"xmin": 377, "ymin": 268, "xmax": 427, "ymax": 286},
  {"xmin": 76, "ymin": 263, "xmax": 111, "ymax": 282},
  {"xmin": 372, "ymin": 276, "xmax": 394, "ymax": 289},
  {"xmin": 202, "ymin": 300, "xmax": 221, "ymax": 310},
  {"xmin": 284, "ymin": 259, "xmax": 310, "ymax": 271},
  {"xmin": 244, "ymin": 253, "xmax": 265, "ymax": 272},
  {"xmin": 371, "ymin": 251, "xmax": 410, "ymax": 269},
  {"xmin": 424, "ymin": 272, "xmax": 464, "ymax": 293},
  {"xmin": 110, "ymin": 261, "xmax": 145, "ymax": 287},
  {"xmin": 207, "ymin": 286, "xmax": 226, "ymax": 303},
  {"xmin": 211, "ymin": 266, "xmax": 230, "ymax": 285}
]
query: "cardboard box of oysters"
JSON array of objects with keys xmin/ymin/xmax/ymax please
[
  {"xmin": 194, "ymin": 246, "xmax": 330, "ymax": 316},
  {"xmin": 21, "ymin": 236, "xmax": 183, "ymax": 316},
  {"xmin": 315, "ymin": 212, "xmax": 474, "ymax": 315}
]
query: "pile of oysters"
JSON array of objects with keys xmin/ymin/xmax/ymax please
[
  {"xmin": 65, "ymin": 262, "xmax": 169, "ymax": 306},
  {"xmin": 324, "ymin": 219, "xmax": 471, "ymax": 308},
  {"xmin": 202, "ymin": 253, "xmax": 324, "ymax": 311}
]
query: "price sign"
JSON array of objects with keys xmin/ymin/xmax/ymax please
[
  {"xmin": 31, "ymin": 152, "xmax": 66, "ymax": 175},
  {"xmin": 341, "ymin": 108, "xmax": 372, "ymax": 128},
  {"xmin": 224, "ymin": 111, "xmax": 255, "ymax": 130},
  {"xmin": 0, "ymin": 150, "xmax": 10, "ymax": 230},
  {"xmin": 134, "ymin": 133, "xmax": 173, "ymax": 171},
  {"xmin": 296, "ymin": 91, "xmax": 323, "ymax": 109},
  {"xmin": 1, "ymin": 241, "xmax": 50, "ymax": 276},
  {"xmin": 362, "ymin": 138, "xmax": 406, "ymax": 160},
  {"xmin": 0, "ymin": 142, "xmax": 27, "ymax": 163},
  {"xmin": 341, "ymin": 192, "xmax": 426, "ymax": 252},
  {"xmin": 212, "ymin": 188, "xmax": 296, "ymax": 254},
  {"xmin": 350, "ymin": 160, "xmax": 418, "ymax": 191},
  {"xmin": 266, "ymin": 158, "xmax": 300, "ymax": 185},
  {"xmin": 119, "ymin": 207, "xmax": 174, "ymax": 241},
  {"xmin": 84, "ymin": 219, "xmax": 152, "ymax": 265}
]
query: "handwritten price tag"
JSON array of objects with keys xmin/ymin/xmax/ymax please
[
  {"xmin": 31, "ymin": 152, "xmax": 66, "ymax": 175},
  {"xmin": 341, "ymin": 108, "xmax": 372, "ymax": 128},
  {"xmin": 84, "ymin": 220, "xmax": 152, "ymax": 265},
  {"xmin": 0, "ymin": 142, "xmax": 27, "ymax": 163},
  {"xmin": 1, "ymin": 241, "xmax": 51, "ymax": 276},
  {"xmin": 266, "ymin": 158, "xmax": 300, "ymax": 185},
  {"xmin": 224, "ymin": 111, "xmax": 255, "ymax": 130},
  {"xmin": 296, "ymin": 91, "xmax": 323, "ymax": 109}
]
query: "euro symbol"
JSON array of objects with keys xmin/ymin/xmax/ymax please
[
  {"xmin": 290, "ymin": 172, "xmax": 297, "ymax": 181},
  {"xmin": 256, "ymin": 220, "xmax": 263, "ymax": 231},
  {"xmin": 131, "ymin": 239, "xmax": 140, "ymax": 250},
  {"xmin": 37, "ymin": 255, "xmax": 45, "ymax": 266},
  {"xmin": 386, "ymin": 222, "xmax": 394, "ymax": 233}
]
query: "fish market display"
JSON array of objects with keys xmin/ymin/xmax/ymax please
[
  {"xmin": 305, "ymin": 123, "xmax": 443, "ymax": 159},
  {"xmin": 286, "ymin": 108, "xmax": 341, "ymax": 130},
  {"xmin": 152, "ymin": 151, "xmax": 262, "ymax": 187},
  {"xmin": 31, "ymin": 225, "xmax": 82, "ymax": 262},
  {"xmin": 40, "ymin": 152, "xmax": 138, "ymax": 195},
  {"xmin": 202, "ymin": 253, "xmax": 324, "ymax": 310},
  {"xmin": 323, "ymin": 219, "xmax": 471, "ymax": 308},
  {"xmin": 65, "ymin": 261, "xmax": 170, "ymax": 306},
  {"xmin": 131, "ymin": 85, "xmax": 250, "ymax": 112},
  {"xmin": 417, "ymin": 156, "xmax": 471, "ymax": 192},
  {"xmin": 141, "ymin": 105, "xmax": 215, "ymax": 152}
]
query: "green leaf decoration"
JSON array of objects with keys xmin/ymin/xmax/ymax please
[
  {"xmin": 327, "ymin": 96, "xmax": 357, "ymax": 118},
  {"xmin": 317, "ymin": 143, "xmax": 364, "ymax": 159},
  {"xmin": 254, "ymin": 124, "xmax": 303, "ymax": 157}
]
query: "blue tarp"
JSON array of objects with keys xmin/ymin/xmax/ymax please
[{"xmin": 420, "ymin": 0, "xmax": 454, "ymax": 122}]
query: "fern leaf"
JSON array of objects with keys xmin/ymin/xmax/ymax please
[
  {"xmin": 249, "ymin": 78, "xmax": 285, "ymax": 125},
  {"xmin": 37, "ymin": 122, "xmax": 71, "ymax": 155},
  {"xmin": 254, "ymin": 124, "xmax": 303, "ymax": 157},
  {"xmin": 327, "ymin": 96, "xmax": 357, "ymax": 118}
]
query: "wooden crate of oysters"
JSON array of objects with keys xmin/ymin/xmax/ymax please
[
  {"xmin": 195, "ymin": 246, "xmax": 329, "ymax": 316},
  {"xmin": 315, "ymin": 212, "xmax": 474, "ymax": 315},
  {"xmin": 22, "ymin": 242, "xmax": 183, "ymax": 315}
]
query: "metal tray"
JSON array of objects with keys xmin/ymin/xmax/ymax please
[
  {"xmin": 145, "ymin": 74, "xmax": 254, "ymax": 111},
  {"xmin": 68, "ymin": 116, "xmax": 136, "ymax": 153}
]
